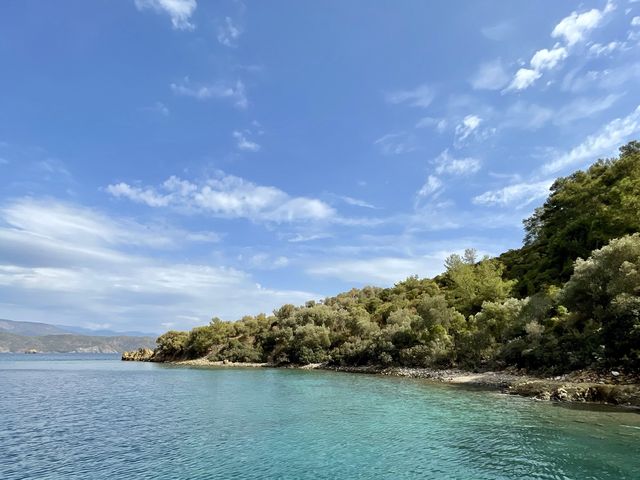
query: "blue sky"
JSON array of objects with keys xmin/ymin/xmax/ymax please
[{"xmin": 1, "ymin": 0, "xmax": 639, "ymax": 333}]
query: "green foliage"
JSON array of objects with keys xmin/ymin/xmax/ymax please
[
  {"xmin": 154, "ymin": 142, "xmax": 640, "ymax": 374},
  {"xmin": 561, "ymin": 233, "xmax": 640, "ymax": 367},
  {"xmin": 443, "ymin": 249, "xmax": 515, "ymax": 316},
  {"xmin": 502, "ymin": 141, "xmax": 640, "ymax": 295},
  {"xmin": 155, "ymin": 330, "xmax": 189, "ymax": 359}
]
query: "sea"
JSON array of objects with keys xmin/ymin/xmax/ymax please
[{"xmin": 1, "ymin": 353, "xmax": 639, "ymax": 479}]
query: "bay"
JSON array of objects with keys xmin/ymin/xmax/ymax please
[{"xmin": 1, "ymin": 354, "xmax": 639, "ymax": 479}]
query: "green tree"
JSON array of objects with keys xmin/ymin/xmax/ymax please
[
  {"xmin": 561, "ymin": 233, "xmax": 640, "ymax": 367},
  {"xmin": 443, "ymin": 250, "xmax": 514, "ymax": 316},
  {"xmin": 502, "ymin": 141, "xmax": 640, "ymax": 295}
]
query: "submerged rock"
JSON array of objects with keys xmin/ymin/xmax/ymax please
[{"xmin": 121, "ymin": 348, "xmax": 154, "ymax": 361}]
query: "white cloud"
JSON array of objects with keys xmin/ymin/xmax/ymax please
[
  {"xmin": 217, "ymin": 17, "xmax": 242, "ymax": 46},
  {"xmin": 470, "ymin": 59, "xmax": 510, "ymax": 90},
  {"xmin": 171, "ymin": 78, "xmax": 247, "ymax": 109},
  {"xmin": 506, "ymin": 2, "xmax": 614, "ymax": 92},
  {"xmin": 454, "ymin": 115, "xmax": 482, "ymax": 143},
  {"xmin": 506, "ymin": 46, "xmax": 567, "ymax": 91},
  {"xmin": 339, "ymin": 196, "xmax": 376, "ymax": 209},
  {"xmin": 106, "ymin": 173, "xmax": 336, "ymax": 223},
  {"xmin": 542, "ymin": 105, "xmax": 640, "ymax": 174},
  {"xmin": 433, "ymin": 150, "xmax": 481, "ymax": 176},
  {"xmin": 551, "ymin": 1, "xmax": 615, "ymax": 46},
  {"xmin": 307, "ymin": 254, "xmax": 449, "ymax": 285},
  {"xmin": 287, "ymin": 233, "xmax": 332, "ymax": 243},
  {"xmin": 416, "ymin": 175, "xmax": 443, "ymax": 200},
  {"xmin": 530, "ymin": 46, "xmax": 568, "ymax": 71},
  {"xmin": 473, "ymin": 179, "xmax": 553, "ymax": 208},
  {"xmin": 134, "ymin": 0, "xmax": 197, "ymax": 30},
  {"xmin": 385, "ymin": 84, "xmax": 434, "ymax": 108},
  {"xmin": 0, "ymin": 198, "xmax": 317, "ymax": 331},
  {"xmin": 632, "ymin": 16, "xmax": 640, "ymax": 26},
  {"xmin": 374, "ymin": 132, "xmax": 416, "ymax": 155},
  {"xmin": 588, "ymin": 41, "xmax": 624, "ymax": 56},
  {"xmin": 232, "ymin": 130, "xmax": 260, "ymax": 152},
  {"xmin": 507, "ymin": 68, "xmax": 542, "ymax": 91}
]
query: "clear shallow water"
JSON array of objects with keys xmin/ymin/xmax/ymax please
[{"xmin": 1, "ymin": 354, "xmax": 639, "ymax": 480}]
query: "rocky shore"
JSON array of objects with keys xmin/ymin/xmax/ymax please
[{"xmin": 121, "ymin": 350, "xmax": 640, "ymax": 407}]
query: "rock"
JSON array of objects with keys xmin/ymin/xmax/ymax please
[
  {"xmin": 122, "ymin": 347, "xmax": 154, "ymax": 361},
  {"xmin": 611, "ymin": 370, "xmax": 620, "ymax": 377},
  {"xmin": 553, "ymin": 387, "xmax": 569, "ymax": 401}
]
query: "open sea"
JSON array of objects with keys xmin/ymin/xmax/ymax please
[{"xmin": 1, "ymin": 353, "xmax": 639, "ymax": 479}]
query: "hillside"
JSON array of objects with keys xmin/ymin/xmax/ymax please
[
  {"xmin": 147, "ymin": 142, "xmax": 640, "ymax": 375},
  {"xmin": 0, "ymin": 319, "xmax": 70, "ymax": 336},
  {"xmin": 0, "ymin": 319, "xmax": 156, "ymax": 353}
]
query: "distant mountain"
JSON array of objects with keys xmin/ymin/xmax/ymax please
[
  {"xmin": 0, "ymin": 319, "xmax": 70, "ymax": 336},
  {"xmin": 55, "ymin": 325, "xmax": 158, "ymax": 337},
  {"xmin": 0, "ymin": 319, "xmax": 156, "ymax": 353},
  {"xmin": 0, "ymin": 319, "xmax": 157, "ymax": 338},
  {"xmin": 0, "ymin": 332, "xmax": 156, "ymax": 353}
]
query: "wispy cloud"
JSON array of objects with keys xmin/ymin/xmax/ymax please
[
  {"xmin": 385, "ymin": 83, "xmax": 434, "ymax": 108},
  {"xmin": 374, "ymin": 132, "xmax": 416, "ymax": 155},
  {"xmin": 106, "ymin": 173, "xmax": 335, "ymax": 223},
  {"xmin": 433, "ymin": 149, "xmax": 481, "ymax": 176},
  {"xmin": 554, "ymin": 93, "xmax": 621, "ymax": 125},
  {"xmin": 505, "ymin": 1, "xmax": 614, "ymax": 91},
  {"xmin": 339, "ymin": 195, "xmax": 377, "ymax": 209},
  {"xmin": 171, "ymin": 78, "xmax": 248, "ymax": 109},
  {"xmin": 134, "ymin": 0, "xmax": 197, "ymax": 30},
  {"xmin": 0, "ymin": 198, "xmax": 314, "ymax": 330},
  {"xmin": 470, "ymin": 59, "xmax": 510, "ymax": 90},
  {"xmin": 415, "ymin": 175, "xmax": 443, "ymax": 204},
  {"xmin": 542, "ymin": 104, "xmax": 640, "ymax": 174},
  {"xmin": 588, "ymin": 41, "xmax": 625, "ymax": 57},
  {"xmin": 506, "ymin": 46, "xmax": 568, "ymax": 91},
  {"xmin": 233, "ymin": 130, "xmax": 260, "ymax": 152},
  {"xmin": 454, "ymin": 114, "xmax": 482, "ymax": 143},
  {"xmin": 307, "ymin": 254, "xmax": 450, "ymax": 285},
  {"xmin": 551, "ymin": 1, "xmax": 615, "ymax": 46},
  {"xmin": 217, "ymin": 16, "xmax": 242, "ymax": 47},
  {"xmin": 473, "ymin": 179, "xmax": 553, "ymax": 208}
]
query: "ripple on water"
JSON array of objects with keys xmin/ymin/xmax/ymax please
[{"xmin": 0, "ymin": 354, "xmax": 639, "ymax": 480}]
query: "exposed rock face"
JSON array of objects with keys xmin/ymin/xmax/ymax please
[
  {"xmin": 121, "ymin": 347, "xmax": 155, "ymax": 361},
  {"xmin": 508, "ymin": 380, "xmax": 640, "ymax": 406}
]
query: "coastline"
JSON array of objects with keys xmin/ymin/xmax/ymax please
[{"xmin": 161, "ymin": 356, "xmax": 640, "ymax": 407}]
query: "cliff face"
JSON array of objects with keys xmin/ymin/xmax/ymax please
[{"xmin": 121, "ymin": 348, "xmax": 155, "ymax": 361}]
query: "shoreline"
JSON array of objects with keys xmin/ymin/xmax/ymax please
[{"xmin": 165, "ymin": 356, "xmax": 640, "ymax": 407}]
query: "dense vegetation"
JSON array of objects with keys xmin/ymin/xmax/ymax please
[{"xmin": 154, "ymin": 142, "xmax": 640, "ymax": 374}]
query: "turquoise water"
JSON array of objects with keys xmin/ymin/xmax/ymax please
[{"xmin": 1, "ymin": 354, "xmax": 639, "ymax": 479}]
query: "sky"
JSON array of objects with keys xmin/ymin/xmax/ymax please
[{"xmin": 1, "ymin": 0, "xmax": 639, "ymax": 333}]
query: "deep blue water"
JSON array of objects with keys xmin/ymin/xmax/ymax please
[{"xmin": 1, "ymin": 354, "xmax": 639, "ymax": 479}]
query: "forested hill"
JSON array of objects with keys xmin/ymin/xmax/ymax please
[
  {"xmin": 500, "ymin": 141, "xmax": 640, "ymax": 296},
  {"xmin": 151, "ymin": 142, "xmax": 640, "ymax": 374}
]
